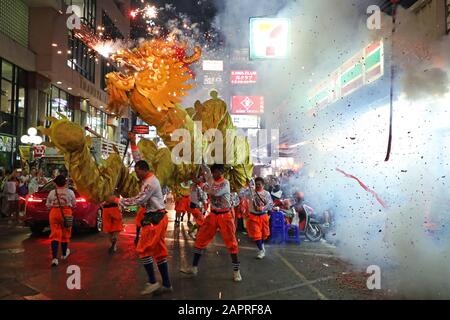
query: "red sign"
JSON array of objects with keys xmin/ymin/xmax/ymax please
[
  {"xmin": 133, "ymin": 125, "xmax": 150, "ymax": 134},
  {"xmin": 232, "ymin": 96, "xmax": 265, "ymax": 114},
  {"xmin": 33, "ymin": 145, "xmax": 46, "ymax": 158},
  {"xmin": 231, "ymin": 71, "xmax": 257, "ymax": 84}
]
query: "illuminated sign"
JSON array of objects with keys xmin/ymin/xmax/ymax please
[
  {"xmin": 249, "ymin": 18, "xmax": 290, "ymax": 60},
  {"xmin": 231, "ymin": 48, "xmax": 250, "ymax": 62},
  {"xmin": 364, "ymin": 41, "xmax": 384, "ymax": 84},
  {"xmin": 132, "ymin": 125, "xmax": 149, "ymax": 134},
  {"xmin": 204, "ymin": 74, "xmax": 223, "ymax": 85},
  {"xmin": 231, "ymin": 71, "xmax": 257, "ymax": 84},
  {"xmin": 340, "ymin": 51, "xmax": 364, "ymax": 97},
  {"xmin": 308, "ymin": 40, "xmax": 384, "ymax": 111},
  {"xmin": 202, "ymin": 60, "xmax": 223, "ymax": 71},
  {"xmin": 231, "ymin": 115, "xmax": 260, "ymax": 128},
  {"xmin": 33, "ymin": 145, "xmax": 46, "ymax": 158},
  {"xmin": 232, "ymin": 96, "xmax": 265, "ymax": 114}
]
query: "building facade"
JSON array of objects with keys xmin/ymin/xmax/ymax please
[{"xmin": 0, "ymin": 0, "xmax": 131, "ymax": 169}]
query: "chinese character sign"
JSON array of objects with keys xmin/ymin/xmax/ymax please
[{"xmin": 231, "ymin": 71, "xmax": 257, "ymax": 84}]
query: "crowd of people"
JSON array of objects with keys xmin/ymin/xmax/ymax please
[{"xmin": 0, "ymin": 167, "xmax": 60, "ymax": 224}]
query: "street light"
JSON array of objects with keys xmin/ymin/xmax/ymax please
[
  {"xmin": 21, "ymin": 128, "xmax": 43, "ymax": 145},
  {"xmin": 21, "ymin": 127, "xmax": 43, "ymax": 166}
]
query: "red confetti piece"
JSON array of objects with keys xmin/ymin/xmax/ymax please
[{"xmin": 336, "ymin": 168, "xmax": 388, "ymax": 209}]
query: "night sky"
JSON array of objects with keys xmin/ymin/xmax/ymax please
[{"xmin": 130, "ymin": 0, "xmax": 220, "ymax": 40}]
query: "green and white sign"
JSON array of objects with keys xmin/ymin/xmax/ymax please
[{"xmin": 308, "ymin": 40, "xmax": 384, "ymax": 111}]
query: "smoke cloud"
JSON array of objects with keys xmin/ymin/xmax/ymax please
[{"xmin": 189, "ymin": 0, "xmax": 450, "ymax": 298}]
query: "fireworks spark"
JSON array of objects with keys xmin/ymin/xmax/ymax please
[
  {"xmin": 130, "ymin": 5, "xmax": 158, "ymax": 21},
  {"xmin": 94, "ymin": 41, "xmax": 115, "ymax": 58},
  {"xmin": 143, "ymin": 5, "xmax": 158, "ymax": 19}
]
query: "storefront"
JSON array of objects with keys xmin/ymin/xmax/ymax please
[
  {"xmin": 0, "ymin": 58, "xmax": 27, "ymax": 169},
  {"xmin": 86, "ymin": 104, "xmax": 108, "ymax": 139},
  {"xmin": 0, "ymin": 134, "xmax": 16, "ymax": 170},
  {"xmin": 47, "ymin": 85, "xmax": 73, "ymax": 121}
]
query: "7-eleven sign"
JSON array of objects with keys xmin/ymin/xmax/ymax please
[
  {"xmin": 307, "ymin": 40, "xmax": 385, "ymax": 113},
  {"xmin": 364, "ymin": 40, "xmax": 384, "ymax": 84},
  {"xmin": 250, "ymin": 18, "xmax": 290, "ymax": 60},
  {"xmin": 340, "ymin": 51, "xmax": 364, "ymax": 98}
]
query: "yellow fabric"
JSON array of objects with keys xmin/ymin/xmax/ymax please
[{"xmin": 38, "ymin": 117, "xmax": 140, "ymax": 203}]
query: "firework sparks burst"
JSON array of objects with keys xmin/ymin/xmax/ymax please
[
  {"xmin": 130, "ymin": 4, "xmax": 158, "ymax": 21},
  {"xmin": 93, "ymin": 41, "xmax": 115, "ymax": 58},
  {"xmin": 143, "ymin": 5, "xmax": 158, "ymax": 19}
]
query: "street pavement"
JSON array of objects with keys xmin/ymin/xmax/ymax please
[{"xmin": 0, "ymin": 210, "xmax": 393, "ymax": 300}]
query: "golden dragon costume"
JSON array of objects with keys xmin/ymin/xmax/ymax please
[{"xmin": 39, "ymin": 39, "xmax": 253, "ymax": 203}]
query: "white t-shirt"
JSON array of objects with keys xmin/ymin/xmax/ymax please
[{"xmin": 4, "ymin": 181, "xmax": 18, "ymax": 201}]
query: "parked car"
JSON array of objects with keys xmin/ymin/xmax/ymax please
[{"xmin": 23, "ymin": 181, "xmax": 102, "ymax": 235}]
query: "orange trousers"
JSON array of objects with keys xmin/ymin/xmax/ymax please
[
  {"xmin": 49, "ymin": 207, "xmax": 72, "ymax": 243},
  {"xmin": 135, "ymin": 207, "xmax": 146, "ymax": 228},
  {"xmin": 195, "ymin": 212, "xmax": 238, "ymax": 254},
  {"xmin": 247, "ymin": 213, "xmax": 270, "ymax": 241},
  {"xmin": 103, "ymin": 207, "xmax": 123, "ymax": 233},
  {"xmin": 175, "ymin": 196, "xmax": 191, "ymax": 213},
  {"xmin": 188, "ymin": 206, "xmax": 204, "ymax": 226},
  {"xmin": 136, "ymin": 215, "xmax": 169, "ymax": 262}
]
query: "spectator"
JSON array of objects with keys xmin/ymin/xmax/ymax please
[
  {"xmin": 0, "ymin": 169, "xmax": 12, "ymax": 218},
  {"xmin": 51, "ymin": 169, "xmax": 60, "ymax": 180},
  {"xmin": 28, "ymin": 169, "xmax": 39, "ymax": 195},
  {"xmin": 17, "ymin": 170, "xmax": 29, "ymax": 198},
  {"xmin": 36, "ymin": 169, "xmax": 49, "ymax": 187},
  {"xmin": 271, "ymin": 190, "xmax": 284, "ymax": 211},
  {"xmin": 4, "ymin": 174, "xmax": 19, "ymax": 224},
  {"xmin": 0, "ymin": 169, "xmax": 5, "ymax": 218},
  {"xmin": 292, "ymin": 192, "xmax": 314, "ymax": 231}
]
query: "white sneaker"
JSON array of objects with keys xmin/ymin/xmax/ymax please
[
  {"xmin": 140, "ymin": 282, "xmax": 161, "ymax": 295},
  {"xmin": 51, "ymin": 259, "xmax": 58, "ymax": 267},
  {"xmin": 256, "ymin": 250, "xmax": 265, "ymax": 259},
  {"xmin": 233, "ymin": 270, "xmax": 242, "ymax": 282},
  {"xmin": 62, "ymin": 249, "xmax": 70, "ymax": 260},
  {"xmin": 180, "ymin": 266, "xmax": 198, "ymax": 276},
  {"xmin": 154, "ymin": 286, "xmax": 174, "ymax": 295}
]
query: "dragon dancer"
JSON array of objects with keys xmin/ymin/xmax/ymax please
[
  {"xmin": 180, "ymin": 164, "xmax": 242, "ymax": 282},
  {"xmin": 102, "ymin": 195, "xmax": 123, "ymax": 254},
  {"xmin": 120, "ymin": 133, "xmax": 172, "ymax": 296},
  {"xmin": 46, "ymin": 175, "xmax": 76, "ymax": 267},
  {"xmin": 175, "ymin": 181, "xmax": 192, "ymax": 226},
  {"xmin": 241, "ymin": 177, "xmax": 274, "ymax": 259},
  {"xmin": 187, "ymin": 175, "xmax": 208, "ymax": 239}
]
